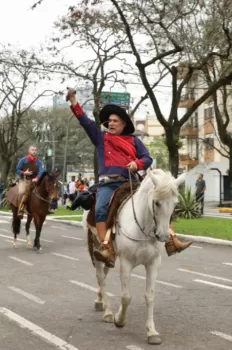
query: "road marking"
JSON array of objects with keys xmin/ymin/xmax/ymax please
[
  {"xmin": 0, "ymin": 234, "xmax": 26, "ymax": 242},
  {"xmin": 8, "ymin": 256, "xmax": 33, "ymax": 266},
  {"xmin": 30, "ymin": 229, "xmax": 36, "ymax": 232},
  {"xmin": 0, "ymin": 228, "xmax": 10, "ymax": 232},
  {"xmin": 8, "ymin": 286, "xmax": 45, "ymax": 305},
  {"xmin": 210, "ymin": 331, "xmax": 232, "ymax": 342},
  {"xmin": 178, "ymin": 268, "xmax": 232, "ymax": 283},
  {"xmin": 69, "ymin": 280, "xmax": 115, "ymax": 297},
  {"xmin": 0, "ymin": 307, "xmax": 80, "ymax": 350},
  {"xmin": 0, "ymin": 233, "xmax": 52, "ymax": 244},
  {"xmin": 62, "ymin": 235, "xmax": 83, "ymax": 241},
  {"xmin": 51, "ymin": 253, "xmax": 79, "ymax": 261},
  {"xmin": 126, "ymin": 345, "xmax": 145, "ymax": 350},
  {"xmin": 223, "ymin": 262, "xmax": 232, "ymax": 266},
  {"xmin": 190, "ymin": 245, "xmax": 203, "ymax": 249},
  {"xmin": 131, "ymin": 273, "xmax": 182, "ymax": 288},
  {"xmin": 52, "ymin": 226, "xmax": 67, "ymax": 231},
  {"xmin": 0, "ymin": 220, "xmax": 8, "ymax": 223},
  {"xmin": 194, "ymin": 279, "xmax": 232, "ymax": 290},
  {"xmin": 40, "ymin": 238, "xmax": 53, "ymax": 243}
]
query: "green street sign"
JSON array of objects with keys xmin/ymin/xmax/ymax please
[{"xmin": 100, "ymin": 92, "xmax": 130, "ymax": 109}]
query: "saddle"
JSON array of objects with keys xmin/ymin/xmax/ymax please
[
  {"xmin": 6, "ymin": 185, "xmax": 19, "ymax": 207},
  {"xmin": 87, "ymin": 182, "xmax": 140, "ymax": 231}
]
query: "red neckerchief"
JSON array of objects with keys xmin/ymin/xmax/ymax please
[
  {"xmin": 108, "ymin": 135, "xmax": 137, "ymax": 158},
  {"xmin": 26, "ymin": 155, "xmax": 37, "ymax": 163}
]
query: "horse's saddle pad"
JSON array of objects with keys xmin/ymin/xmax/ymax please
[{"xmin": 87, "ymin": 181, "xmax": 140, "ymax": 229}]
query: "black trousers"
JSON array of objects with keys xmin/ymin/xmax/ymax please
[{"xmin": 196, "ymin": 193, "xmax": 204, "ymax": 214}]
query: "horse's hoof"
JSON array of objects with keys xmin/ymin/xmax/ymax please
[
  {"xmin": 114, "ymin": 315, "xmax": 126, "ymax": 328},
  {"xmin": 94, "ymin": 301, "xmax": 104, "ymax": 312},
  {"xmin": 27, "ymin": 243, "xmax": 32, "ymax": 249},
  {"xmin": 147, "ymin": 335, "xmax": 162, "ymax": 345},
  {"xmin": 104, "ymin": 313, "xmax": 114, "ymax": 323},
  {"xmin": 36, "ymin": 248, "xmax": 43, "ymax": 254}
]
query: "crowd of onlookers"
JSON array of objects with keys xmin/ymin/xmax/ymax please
[{"xmin": 63, "ymin": 173, "xmax": 95, "ymax": 210}]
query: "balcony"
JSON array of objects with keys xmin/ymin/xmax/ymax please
[
  {"xmin": 178, "ymin": 92, "xmax": 196, "ymax": 108},
  {"xmin": 179, "ymin": 154, "xmax": 199, "ymax": 169},
  {"xmin": 180, "ymin": 123, "xmax": 199, "ymax": 138}
]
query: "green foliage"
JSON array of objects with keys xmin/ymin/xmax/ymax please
[
  {"xmin": 175, "ymin": 187, "xmax": 200, "ymax": 219},
  {"xmin": 147, "ymin": 136, "xmax": 169, "ymax": 170}
]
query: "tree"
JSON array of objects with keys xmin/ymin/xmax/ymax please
[
  {"xmin": 74, "ymin": 0, "xmax": 232, "ymax": 177},
  {"xmin": 147, "ymin": 136, "xmax": 169, "ymax": 170},
  {"xmin": 0, "ymin": 48, "xmax": 55, "ymax": 185}
]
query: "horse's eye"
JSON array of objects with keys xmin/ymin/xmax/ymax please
[{"xmin": 155, "ymin": 201, "xmax": 160, "ymax": 207}]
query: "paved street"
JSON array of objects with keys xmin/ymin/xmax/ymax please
[{"xmin": 0, "ymin": 215, "xmax": 232, "ymax": 350}]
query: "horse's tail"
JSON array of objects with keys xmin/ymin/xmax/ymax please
[
  {"xmin": 87, "ymin": 228, "xmax": 95, "ymax": 267},
  {"xmin": 11, "ymin": 205, "xmax": 21, "ymax": 235}
]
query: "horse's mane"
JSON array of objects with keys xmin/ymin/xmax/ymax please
[
  {"xmin": 37, "ymin": 172, "xmax": 57, "ymax": 186},
  {"xmin": 142, "ymin": 169, "xmax": 179, "ymax": 201}
]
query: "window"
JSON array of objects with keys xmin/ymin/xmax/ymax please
[
  {"xmin": 204, "ymin": 107, "xmax": 214, "ymax": 120},
  {"xmin": 204, "ymin": 137, "xmax": 214, "ymax": 149}
]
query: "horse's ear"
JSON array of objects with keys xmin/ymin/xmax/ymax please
[
  {"xmin": 150, "ymin": 171, "xmax": 159, "ymax": 187},
  {"xmin": 174, "ymin": 173, "xmax": 186, "ymax": 187}
]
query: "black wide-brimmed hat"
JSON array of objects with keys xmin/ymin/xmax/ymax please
[{"xmin": 99, "ymin": 104, "xmax": 135, "ymax": 135}]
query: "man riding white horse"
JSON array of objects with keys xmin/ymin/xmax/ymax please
[
  {"xmin": 66, "ymin": 89, "xmax": 192, "ymax": 267},
  {"xmin": 16, "ymin": 145, "xmax": 44, "ymax": 219}
]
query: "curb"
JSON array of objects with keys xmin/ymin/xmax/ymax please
[
  {"xmin": 176, "ymin": 233, "xmax": 232, "ymax": 247},
  {"xmin": 0, "ymin": 212, "xmax": 232, "ymax": 247}
]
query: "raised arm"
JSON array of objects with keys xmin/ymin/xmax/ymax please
[{"xmin": 67, "ymin": 89, "xmax": 102, "ymax": 146}]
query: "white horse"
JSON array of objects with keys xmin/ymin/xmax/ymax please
[{"xmin": 83, "ymin": 169, "xmax": 185, "ymax": 345}]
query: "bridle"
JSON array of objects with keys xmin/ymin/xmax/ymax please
[
  {"xmin": 119, "ymin": 170, "xmax": 158, "ymax": 240},
  {"xmin": 32, "ymin": 177, "xmax": 58, "ymax": 204}
]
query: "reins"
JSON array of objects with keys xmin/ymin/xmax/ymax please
[{"xmin": 122, "ymin": 170, "xmax": 157, "ymax": 239}]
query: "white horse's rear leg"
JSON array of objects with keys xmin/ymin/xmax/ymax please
[
  {"xmin": 114, "ymin": 258, "xmax": 132, "ymax": 327},
  {"xmin": 95, "ymin": 261, "xmax": 114, "ymax": 323},
  {"xmin": 145, "ymin": 257, "xmax": 162, "ymax": 345}
]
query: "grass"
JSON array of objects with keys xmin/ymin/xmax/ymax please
[
  {"xmin": 57, "ymin": 216, "xmax": 83, "ymax": 222},
  {"xmin": 174, "ymin": 217, "xmax": 232, "ymax": 241},
  {"xmin": 48, "ymin": 207, "xmax": 83, "ymax": 216}
]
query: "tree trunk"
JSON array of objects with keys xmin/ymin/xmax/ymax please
[
  {"xmin": 165, "ymin": 127, "xmax": 180, "ymax": 178},
  {"xmin": 1, "ymin": 157, "xmax": 12, "ymax": 187}
]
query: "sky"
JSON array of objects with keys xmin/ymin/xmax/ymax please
[{"xmin": 0, "ymin": 0, "xmax": 173, "ymax": 119}]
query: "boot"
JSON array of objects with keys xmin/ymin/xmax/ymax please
[
  {"xmin": 165, "ymin": 232, "xmax": 193, "ymax": 256},
  {"xmin": 17, "ymin": 198, "xmax": 26, "ymax": 219},
  {"xmin": 93, "ymin": 222, "xmax": 116, "ymax": 268}
]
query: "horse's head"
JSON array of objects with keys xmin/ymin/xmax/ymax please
[
  {"xmin": 44, "ymin": 173, "xmax": 60, "ymax": 203},
  {"xmin": 148, "ymin": 169, "xmax": 185, "ymax": 243}
]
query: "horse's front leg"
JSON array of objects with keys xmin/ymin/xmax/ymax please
[
  {"xmin": 25, "ymin": 214, "xmax": 33, "ymax": 248},
  {"xmin": 33, "ymin": 215, "xmax": 45, "ymax": 253},
  {"xmin": 114, "ymin": 258, "xmax": 132, "ymax": 328},
  {"xmin": 145, "ymin": 256, "xmax": 162, "ymax": 345},
  {"xmin": 95, "ymin": 261, "xmax": 114, "ymax": 323}
]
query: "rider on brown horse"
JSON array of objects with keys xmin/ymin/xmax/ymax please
[
  {"xmin": 66, "ymin": 89, "xmax": 192, "ymax": 268},
  {"xmin": 16, "ymin": 145, "xmax": 45, "ymax": 219}
]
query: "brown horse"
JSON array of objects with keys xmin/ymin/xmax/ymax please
[{"xmin": 6, "ymin": 172, "xmax": 59, "ymax": 252}]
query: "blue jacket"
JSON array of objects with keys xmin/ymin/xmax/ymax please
[
  {"xmin": 71, "ymin": 103, "xmax": 152, "ymax": 178},
  {"xmin": 16, "ymin": 156, "xmax": 44, "ymax": 179}
]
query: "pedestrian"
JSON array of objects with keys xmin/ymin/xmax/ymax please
[
  {"xmin": 89, "ymin": 176, "xmax": 95, "ymax": 187},
  {"xmin": 66, "ymin": 88, "xmax": 192, "ymax": 267},
  {"xmin": 67, "ymin": 176, "xmax": 76, "ymax": 208},
  {"xmin": 195, "ymin": 173, "xmax": 206, "ymax": 214}
]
